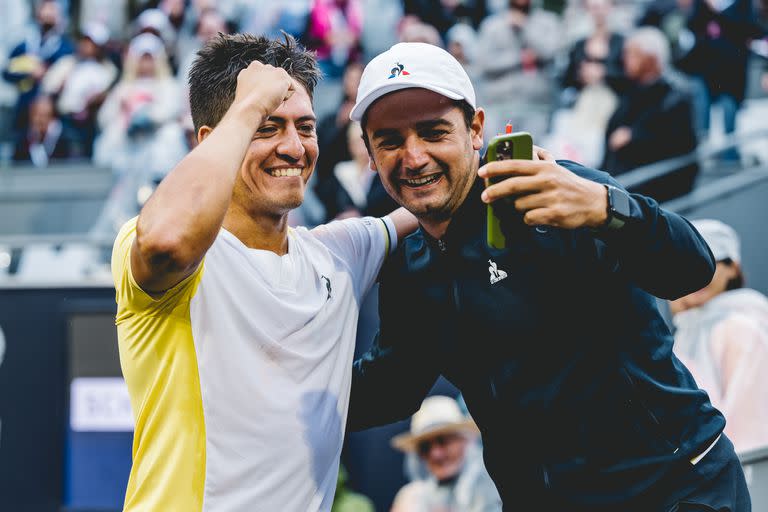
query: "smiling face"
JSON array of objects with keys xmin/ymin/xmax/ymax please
[
  {"xmin": 230, "ymin": 81, "xmax": 318, "ymax": 218},
  {"xmin": 363, "ymin": 89, "xmax": 483, "ymax": 227}
]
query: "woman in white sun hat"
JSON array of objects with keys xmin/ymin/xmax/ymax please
[{"xmin": 390, "ymin": 395, "xmax": 501, "ymax": 512}]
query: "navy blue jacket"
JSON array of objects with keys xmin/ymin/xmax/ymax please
[{"xmin": 349, "ymin": 161, "xmax": 725, "ymax": 508}]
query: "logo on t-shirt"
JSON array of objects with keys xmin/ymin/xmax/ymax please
[{"xmin": 321, "ymin": 276, "xmax": 332, "ymax": 300}]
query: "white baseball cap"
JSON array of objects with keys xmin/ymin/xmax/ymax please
[
  {"xmin": 128, "ymin": 33, "xmax": 165, "ymax": 58},
  {"xmin": 691, "ymin": 219, "xmax": 741, "ymax": 263},
  {"xmin": 350, "ymin": 42, "xmax": 476, "ymax": 122},
  {"xmin": 82, "ymin": 22, "xmax": 110, "ymax": 47}
]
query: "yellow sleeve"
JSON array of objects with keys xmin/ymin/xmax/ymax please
[{"xmin": 111, "ymin": 217, "xmax": 204, "ymax": 320}]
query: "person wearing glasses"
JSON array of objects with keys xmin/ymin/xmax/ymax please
[{"xmin": 390, "ymin": 396, "xmax": 501, "ymax": 512}]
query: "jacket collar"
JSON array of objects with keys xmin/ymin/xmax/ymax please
[{"xmin": 418, "ymin": 178, "xmax": 487, "ymax": 252}]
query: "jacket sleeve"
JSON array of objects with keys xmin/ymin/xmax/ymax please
[
  {"xmin": 348, "ymin": 277, "xmax": 441, "ymax": 431},
  {"xmin": 561, "ymin": 161, "xmax": 716, "ymax": 299}
]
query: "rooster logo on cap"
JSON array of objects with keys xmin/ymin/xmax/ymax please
[{"xmin": 388, "ymin": 62, "xmax": 410, "ymax": 79}]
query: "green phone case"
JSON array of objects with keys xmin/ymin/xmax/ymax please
[{"xmin": 485, "ymin": 132, "xmax": 533, "ymax": 249}]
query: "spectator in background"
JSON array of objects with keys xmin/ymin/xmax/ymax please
[
  {"xmin": 402, "ymin": 0, "xmax": 487, "ymax": 36},
  {"xmin": 177, "ymin": 8, "xmax": 228, "ymax": 83},
  {"xmin": 637, "ymin": 0, "xmax": 696, "ymax": 64},
  {"xmin": 134, "ymin": 8, "xmax": 177, "ymax": 71},
  {"xmin": 399, "ymin": 18, "xmax": 444, "ymax": 46},
  {"xmin": 42, "ymin": 23, "xmax": 117, "ymax": 158},
  {"xmin": 93, "ymin": 33, "xmax": 185, "ymax": 176},
  {"xmin": 160, "ymin": 0, "xmax": 188, "ymax": 37},
  {"xmin": 176, "ymin": 8, "xmax": 229, "ymax": 157},
  {"xmin": 561, "ymin": 0, "xmax": 626, "ymax": 105},
  {"xmin": 13, "ymin": 94, "xmax": 72, "ymax": 166},
  {"xmin": 445, "ymin": 23, "xmax": 478, "ymax": 78},
  {"xmin": 476, "ymin": 0, "xmax": 562, "ymax": 135},
  {"xmin": 671, "ymin": 220, "xmax": 768, "ymax": 454},
  {"xmin": 542, "ymin": 81, "xmax": 617, "ymax": 167},
  {"xmin": 160, "ymin": 0, "xmax": 198, "ymax": 69},
  {"xmin": 316, "ymin": 60, "xmax": 364, "ymax": 219},
  {"xmin": 602, "ymin": 27, "xmax": 698, "ymax": 202},
  {"xmin": 390, "ymin": 396, "xmax": 501, "ymax": 512},
  {"xmin": 332, "ymin": 122, "xmax": 399, "ymax": 219},
  {"xmin": 677, "ymin": 0, "xmax": 764, "ymax": 160},
  {"xmin": 306, "ymin": 0, "xmax": 363, "ymax": 77},
  {"xmin": 332, "ymin": 122, "xmax": 376, "ymax": 218},
  {"xmin": 2, "ymin": 0, "xmax": 73, "ymax": 134},
  {"xmin": 360, "ymin": 0, "xmax": 403, "ymax": 61}
]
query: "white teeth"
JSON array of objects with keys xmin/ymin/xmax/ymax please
[
  {"xmin": 268, "ymin": 168, "xmax": 302, "ymax": 177},
  {"xmin": 405, "ymin": 175, "xmax": 440, "ymax": 186}
]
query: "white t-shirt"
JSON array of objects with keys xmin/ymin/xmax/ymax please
[{"xmin": 113, "ymin": 216, "xmax": 395, "ymax": 512}]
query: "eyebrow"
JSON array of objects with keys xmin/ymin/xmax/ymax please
[
  {"xmin": 265, "ymin": 115, "xmax": 317, "ymax": 124},
  {"xmin": 371, "ymin": 118, "xmax": 454, "ymax": 140}
]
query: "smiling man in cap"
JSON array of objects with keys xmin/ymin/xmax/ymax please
[{"xmin": 348, "ymin": 42, "xmax": 750, "ymax": 511}]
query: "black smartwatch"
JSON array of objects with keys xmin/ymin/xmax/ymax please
[{"xmin": 603, "ymin": 184, "xmax": 631, "ymax": 230}]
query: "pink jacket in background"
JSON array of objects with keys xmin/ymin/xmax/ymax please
[
  {"xmin": 674, "ymin": 288, "xmax": 768, "ymax": 453},
  {"xmin": 307, "ymin": 0, "xmax": 362, "ymax": 61}
]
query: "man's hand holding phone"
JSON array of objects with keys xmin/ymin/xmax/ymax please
[{"xmin": 479, "ymin": 146, "xmax": 609, "ymax": 230}]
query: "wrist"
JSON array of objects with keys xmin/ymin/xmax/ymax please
[
  {"xmin": 602, "ymin": 184, "xmax": 631, "ymax": 230},
  {"xmin": 223, "ymin": 100, "xmax": 268, "ymax": 134},
  {"xmin": 588, "ymin": 181, "xmax": 609, "ymax": 228}
]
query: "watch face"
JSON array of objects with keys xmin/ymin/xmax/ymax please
[{"xmin": 610, "ymin": 186, "xmax": 631, "ymax": 220}]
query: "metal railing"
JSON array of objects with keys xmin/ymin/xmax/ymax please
[{"xmin": 617, "ymin": 129, "xmax": 768, "ymax": 190}]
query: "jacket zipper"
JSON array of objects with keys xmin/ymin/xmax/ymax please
[{"xmin": 437, "ymin": 239, "xmax": 460, "ymax": 309}]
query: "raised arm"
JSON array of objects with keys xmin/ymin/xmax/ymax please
[
  {"xmin": 479, "ymin": 149, "xmax": 715, "ymax": 299},
  {"xmin": 589, "ymin": 185, "xmax": 715, "ymax": 299},
  {"xmin": 131, "ymin": 62, "xmax": 294, "ymax": 293}
]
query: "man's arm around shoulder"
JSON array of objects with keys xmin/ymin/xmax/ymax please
[{"xmin": 348, "ymin": 261, "xmax": 440, "ymax": 431}]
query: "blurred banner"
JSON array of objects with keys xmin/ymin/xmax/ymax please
[{"xmin": 0, "ymin": 286, "xmax": 129, "ymax": 512}]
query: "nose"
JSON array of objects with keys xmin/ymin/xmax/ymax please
[
  {"xmin": 276, "ymin": 126, "xmax": 305, "ymax": 163},
  {"xmin": 401, "ymin": 135, "xmax": 430, "ymax": 172}
]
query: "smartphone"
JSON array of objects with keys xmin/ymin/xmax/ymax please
[{"xmin": 485, "ymin": 131, "xmax": 533, "ymax": 249}]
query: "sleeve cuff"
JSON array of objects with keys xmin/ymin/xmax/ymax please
[{"xmin": 380, "ymin": 216, "xmax": 398, "ymax": 255}]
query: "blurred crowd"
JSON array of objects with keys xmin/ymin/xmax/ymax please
[{"xmin": 2, "ymin": 0, "xmax": 767, "ymax": 231}]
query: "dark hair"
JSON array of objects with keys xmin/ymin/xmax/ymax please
[
  {"xmin": 188, "ymin": 33, "xmax": 321, "ymax": 132},
  {"xmin": 720, "ymin": 258, "xmax": 745, "ymax": 290},
  {"xmin": 360, "ymin": 98, "xmax": 476, "ymax": 154}
]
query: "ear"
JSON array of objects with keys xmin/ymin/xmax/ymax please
[
  {"xmin": 361, "ymin": 131, "xmax": 378, "ymax": 171},
  {"xmin": 197, "ymin": 125, "xmax": 213, "ymax": 144},
  {"xmin": 470, "ymin": 108, "xmax": 485, "ymax": 151}
]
